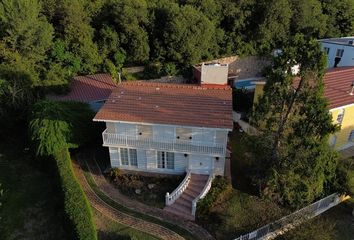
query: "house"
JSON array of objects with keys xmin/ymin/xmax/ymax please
[
  {"xmin": 93, "ymin": 80, "xmax": 233, "ymax": 219},
  {"xmin": 49, "ymin": 74, "xmax": 117, "ymax": 111},
  {"xmin": 253, "ymin": 67, "xmax": 354, "ymax": 151},
  {"xmin": 319, "ymin": 37, "xmax": 354, "ymax": 68}
]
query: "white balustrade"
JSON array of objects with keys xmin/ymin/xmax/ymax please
[
  {"xmin": 102, "ymin": 129, "xmax": 225, "ymax": 155},
  {"xmin": 165, "ymin": 171, "xmax": 192, "ymax": 206},
  {"xmin": 191, "ymin": 174, "xmax": 214, "ymax": 216}
]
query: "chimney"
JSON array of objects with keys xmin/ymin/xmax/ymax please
[{"xmin": 200, "ymin": 63, "xmax": 229, "ymax": 85}]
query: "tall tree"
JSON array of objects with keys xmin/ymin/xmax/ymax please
[
  {"xmin": 53, "ymin": 0, "xmax": 102, "ymax": 74},
  {"xmin": 0, "ymin": 0, "xmax": 54, "ymax": 85},
  {"xmin": 251, "ymin": 34, "xmax": 338, "ymax": 208},
  {"xmin": 290, "ymin": 0, "xmax": 327, "ymax": 38},
  {"xmin": 321, "ymin": 0, "xmax": 354, "ymax": 37},
  {"xmin": 98, "ymin": 0, "xmax": 149, "ymax": 63}
]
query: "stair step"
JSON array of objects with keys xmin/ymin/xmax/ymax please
[
  {"xmin": 187, "ymin": 185, "xmax": 204, "ymax": 194},
  {"xmin": 184, "ymin": 188, "xmax": 201, "ymax": 198},
  {"xmin": 164, "ymin": 205, "xmax": 194, "ymax": 220},
  {"xmin": 179, "ymin": 193, "xmax": 194, "ymax": 202},
  {"xmin": 175, "ymin": 197, "xmax": 192, "ymax": 208},
  {"xmin": 165, "ymin": 202, "xmax": 191, "ymax": 215},
  {"xmin": 183, "ymin": 190, "xmax": 199, "ymax": 199},
  {"xmin": 188, "ymin": 182, "xmax": 206, "ymax": 189}
]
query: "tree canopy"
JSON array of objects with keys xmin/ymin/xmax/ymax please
[{"xmin": 251, "ymin": 34, "xmax": 339, "ymax": 208}]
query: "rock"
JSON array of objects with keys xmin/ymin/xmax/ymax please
[
  {"xmin": 147, "ymin": 183, "xmax": 156, "ymax": 189},
  {"xmin": 135, "ymin": 189, "xmax": 141, "ymax": 194}
]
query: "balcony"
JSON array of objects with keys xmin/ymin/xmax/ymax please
[{"xmin": 102, "ymin": 129, "xmax": 225, "ymax": 156}]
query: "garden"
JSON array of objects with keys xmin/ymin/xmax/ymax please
[{"xmin": 95, "ymin": 147, "xmax": 184, "ymax": 209}]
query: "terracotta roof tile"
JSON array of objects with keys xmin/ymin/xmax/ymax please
[
  {"xmin": 94, "ymin": 82, "xmax": 233, "ymax": 129},
  {"xmin": 50, "ymin": 74, "xmax": 117, "ymax": 102},
  {"xmin": 323, "ymin": 67, "xmax": 354, "ymax": 109}
]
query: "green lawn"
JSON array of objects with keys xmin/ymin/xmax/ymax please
[
  {"xmin": 0, "ymin": 134, "xmax": 68, "ymax": 240},
  {"xmin": 93, "ymin": 208, "xmax": 159, "ymax": 240}
]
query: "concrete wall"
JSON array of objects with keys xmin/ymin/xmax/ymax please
[
  {"xmin": 200, "ymin": 64, "xmax": 229, "ymax": 85},
  {"xmin": 201, "ymin": 55, "xmax": 271, "ymax": 80}
]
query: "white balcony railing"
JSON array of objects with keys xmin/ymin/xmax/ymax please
[{"xmin": 102, "ymin": 129, "xmax": 225, "ymax": 155}]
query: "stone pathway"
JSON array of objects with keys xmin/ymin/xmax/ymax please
[
  {"xmin": 80, "ymin": 152, "xmax": 215, "ymax": 240},
  {"xmin": 72, "ymin": 160, "xmax": 184, "ymax": 240}
]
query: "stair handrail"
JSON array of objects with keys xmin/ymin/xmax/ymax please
[
  {"xmin": 165, "ymin": 170, "xmax": 192, "ymax": 206},
  {"xmin": 191, "ymin": 173, "xmax": 214, "ymax": 216}
]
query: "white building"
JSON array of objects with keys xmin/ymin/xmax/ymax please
[
  {"xmin": 319, "ymin": 37, "xmax": 354, "ymax": 68},
  {"xmin": 93, "ymin": 80, "xmax": 233, "ymax": 219}
]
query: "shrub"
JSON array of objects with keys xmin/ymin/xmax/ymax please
[
  {"xmin": 162, "ymin": 62, "xmax": 177, "ymax": 76},
  {"xmin": 55, "ymin": 149, "xmax": 97, "ymax": 240},
  {"xmin": 196, "ymin": 176, "xmax": 231, "ymax": 221}
]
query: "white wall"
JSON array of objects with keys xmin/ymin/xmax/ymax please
[
  {"xmin": 321, "ymin": 42, "xmax": 354, "ymax": 68},
  {"xmin": 105, "ymin": 122, "xmax": 229, "ymax": 175}
]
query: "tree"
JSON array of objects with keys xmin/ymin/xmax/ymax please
[
  {"xmin": 0, "ymin": 0, "xmax": 55, "ymax": 85},
  {"xmin": 251, "ymin": 34, "xmax": 339, "ymax": 208},
  {"xmin": 290, "ymin": 0, "xmax": 327, "ymax": 38},
  {"xmin": 53, "ymin": 0, "xmax": 102, "ymax": 74},
  {"xmin": 255, "ymin": 0, "xmax": 292, "ymax": 52},
  {"xmin": 98, "ymin": 0, "xmax": 149, "ymax": 63},
  {"xmin": 157, "ymin": 4, "xmax": 219, "ymax": 65},
  {"xmin": 321, "ymin": 0, "xmax": 354, "ymax": 37},
  {"xmin": 29, "ymin": 100, "xmax": 95, "ymax": 157}
]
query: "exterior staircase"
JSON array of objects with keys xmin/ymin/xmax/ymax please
[{"xmin": 164, "ymin": 173, "xmax": 209, "ymax": 220}]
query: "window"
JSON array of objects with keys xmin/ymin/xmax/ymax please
[
  {"xmin": 157, "ymin": 151, "xmax": 174, "ymax": 169},
  {"xmin": 120, "ymin": 148, "xmax": 137, "ymax": 166},
  {"xmin": 129, "ymin": 149, "xmax": 138, "ymax": 166},
  {"xmin": 348, "ymin": 131, "xmax": 354, "ymax": 142},
  {"xmin": 336, "ymin": 109, "xmax": 345, "ymax": 124},
  {"xmin": 120, "ymin": 148, "xmax": 129, "ymax": 165},
  {"xmin": 336, "ymin": 49, "xmax": 344, "ymax": 58},
  {"xmin": 324, "ymin": 47, "xmax": 330, "ymax": 55}
]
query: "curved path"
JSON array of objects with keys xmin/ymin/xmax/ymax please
[
  {"xmin": 79, "ymin": 151, "xmax": 215, "ymax": 240},
  {"xmin": 72, "ymin": 159, "xmax": 184, "ymax": 240}
]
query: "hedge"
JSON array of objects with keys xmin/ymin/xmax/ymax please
[{"xmin": 55, "ymin": 149, "xmax": 97, "ymax": 240}]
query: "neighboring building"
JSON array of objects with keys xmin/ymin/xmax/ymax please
[
  {"xmin": 49, "ymin": 74, "xmax": 117, "ymax": 111},
  {"xmin": 193, "ymin": 55, "xmax": 270, "ymax": 88},
  {"xmin": 253, "ymin": 67, "xmax": 354, "ymax": 150},
  {"xmin": 319, "ymin": 37, "xmax": 354, "ymax": 68},
  {"xmin": 93, "ymin": 81, "xmax": 233, "ymax": 175}
]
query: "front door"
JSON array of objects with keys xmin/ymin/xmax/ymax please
[{"xmin": 189, "ymin": 155, "xmax": 212, "ymax": 174}]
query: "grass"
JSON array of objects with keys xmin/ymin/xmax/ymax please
[
  {"xmin": 82, "ymin": 164, "xmax": 197, "ymax": 240},
  {"xmin": 0, "ymin": 134, "xmax": 68, "ymax": 240},
  {"xmin": 198, "ymin": 189, "xmax": 286, "ymax": 240},
  {"xmin": 93, "ymin": 208, "xmax": 159, "ymax": 240},
  {"xmin": 197, "ymin": 129, "xmax": 288, "ymax": 240}
]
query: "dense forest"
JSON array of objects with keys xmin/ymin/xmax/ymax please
[{"xmin": 1, "ymin": 0, "xmax": 354, "ymax": 126}]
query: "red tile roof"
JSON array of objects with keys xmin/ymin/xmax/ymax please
[
  {"xmin": 50, "ymin": 74, "xmax": 117, "ymax": 102},
  {"xmin": 94, "ymin": 82, "xmax": 233, "ymax": 129},
  {"xmin": 323, "ymin": 67, "xmax": 354, "ymax": 109}
]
